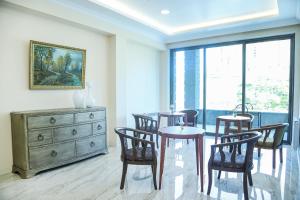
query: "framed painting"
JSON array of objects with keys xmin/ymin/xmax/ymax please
[{"xmin": 30, "ymin": 40, "xmax": 86, "ymax": 89}]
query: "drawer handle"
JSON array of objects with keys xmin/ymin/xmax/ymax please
[
  {"xmin": 37, "ymin": 134, "xmax": 44, "ymax": 141},
  {"xmin": 50, "ymin": 117, "xmax": 56, "ymax": 124},
  {"xmin": 72, "ymin": 129, "xmax": 77, "ymax": 135},
  {"xmin": 90, "ymin": 141, "xmax": 95, "ymax": 147},
  {"xmin": 51, "ymin": 150, "xmax": 57, "ymax": 157},
  {"xmin": 89, "ymin": 113, "xmax": 94, "ymax": 119},
  {"xmin": 97, "ymin": 124, "xmax": 102, "ymax": 130}
]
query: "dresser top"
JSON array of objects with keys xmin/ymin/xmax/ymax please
[{"xmin": 11, "ymin": 106, "xmax": 106, "ymax": 115}]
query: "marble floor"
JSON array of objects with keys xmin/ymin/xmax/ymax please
[{"xmin": 0, "ymin": 136, "xmax": 299, "ymax": 200}]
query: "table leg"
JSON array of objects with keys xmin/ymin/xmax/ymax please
[
  {"xmin": 195, "ymin": 137, "xmax": 199, "ymax": 175},
  {"xmin": 199, "ymin": 136, "xmax": 204, "ymax": 192},
  {"xmin": 159, "ymin": 135, "xmax": 167, "ymax": 190},
  {"xmin": 158, "ymin": 115, "xmax": 161, "ymax": 128},
  {"xmin": 215, "ymin": 119, "xmax": 220, "ymax": 144}
]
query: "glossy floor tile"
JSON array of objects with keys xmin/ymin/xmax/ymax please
[{"xmin": 0, "ymin": 137, "xmax": 299, "ymax": 200}]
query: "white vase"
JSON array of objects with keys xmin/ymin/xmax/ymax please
[
  {"xmin": 73, "ymin": 90, "xmax": 86, "ymax": 109},
  {"xmin": 86, "ymin": 82, "xmax": 96, "ymax": 108}
]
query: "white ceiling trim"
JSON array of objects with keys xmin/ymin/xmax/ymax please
[{"xmin": 88, "ymin": 0, "xmax": 279, "ymax": 35}]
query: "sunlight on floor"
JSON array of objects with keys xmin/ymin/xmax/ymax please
[{"xmin": 174, "ymin": 174, "xmax": 183, "ymax": 199}]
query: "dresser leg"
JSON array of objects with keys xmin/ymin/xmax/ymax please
[{"xmin": 12, "ymin": 165, "xmax": 35, "ymax": 179}]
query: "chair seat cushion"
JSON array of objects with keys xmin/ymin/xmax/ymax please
[
  {"xmin": 122, "ymin": 147, "xmax": 157, "ymax": 161},
  {"xmin": 256, "ymin": 137, "xmax": 274, "ymax": 148},
  {"xmin": 213, "ymin": 151, "xmax": 246, "ymax": 168}
]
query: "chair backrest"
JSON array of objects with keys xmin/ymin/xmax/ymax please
[
  {"xmin": 132, "ymin": 114, "xmax": 158, "ymax": 133},
  {"xmin": 253, "ymin": 123, "xmax": 288, "ymax": 147},
  {"xmin": 178, "ymin": 110, "xmax": 199, "ymax": 126},
  {"xmin": 209, "ymin": 132, "xmax": 261, "ymax": 170},
  {"xmin": 114, "ymin": 127, "xmax": 155, "ymax": 161}
]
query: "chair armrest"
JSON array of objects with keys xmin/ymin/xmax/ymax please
[
  {"xmin": 124, "ymin": 127, "xmax": 155, "ymax": 136},
  {"xmin": 122, "ymin": 133, "xmax": 155, "ymax": 145}
]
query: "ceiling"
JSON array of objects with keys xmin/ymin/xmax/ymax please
[{"xmin": 57, "ymin": 0, "xmax": 300, "ymax": 42}]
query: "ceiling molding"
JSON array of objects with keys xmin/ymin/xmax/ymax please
[
  {"xmin": 88, "ymin": 0, "xmax": 279, "ymax": 35},
  {"xmin": 166, "ymin": 19, "xmax": 299, "ymax": 45},
  {"xmin": 3, "ymin": 0, "xmax": 299, "ymax": 45}
]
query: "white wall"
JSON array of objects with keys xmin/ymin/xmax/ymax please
[
  {"xmin": 0, "ymin": 4, "xmax": 110, "ymax": 175},
  {"xmin": 125, "ymin": 40, "xmax": 161, "ymax": 127},
  {"xmin": 165, "ymin": 25, "xmax": 300, "ymax": 147}
]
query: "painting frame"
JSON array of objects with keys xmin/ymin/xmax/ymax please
[{"xmin": 29, "ymin": 40, "xmax": 86, "ymax": 90}]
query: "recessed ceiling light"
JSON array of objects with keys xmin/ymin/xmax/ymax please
[{"xmin": 160, "ymin": 9, "xmax": 170, "ymax": 15}]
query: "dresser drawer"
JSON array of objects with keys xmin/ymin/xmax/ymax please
[
  {"xmin": 53, "ymin": 124, "xmax": 92, "ymax": 142},
  {"xmin": 76, "ymin": 135, "xmax": 106, "ymax": 156},
  {"xmin": 53, "ymin": 126, "xmax": 78, "ymax": 142},
  {"xmin": 75, "ymin": 111, "xmax": 105, "ymax": 123},
  {"xmin": 27, "ymin": 114, "xmax": 74, "ymax": 129},
  {"xmin": 93, "ymin": 121, "xmax": 106, "ymax": 135},
  {"xmin": 29, "ymin": 142, "xmax": 75, "ymax": 169},
  {"xmin": 28, "ymin": 129, "xmax": 53, "ymax": 147}
]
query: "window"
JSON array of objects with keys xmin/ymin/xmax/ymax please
[{"xmin": 170, "ymin": 35, "xmax": 294, "ymax": 143}]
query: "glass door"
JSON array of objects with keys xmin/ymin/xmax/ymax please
[
  {"xmin": 245, "ymin": 39, "xmax": 291, "ymax": 141},
  {"xmin": 205, "ymin": 44, "xmax": 243, "ymax": 133}
]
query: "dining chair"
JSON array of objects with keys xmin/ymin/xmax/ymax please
[
  {"xmin": 177, "ymin": 109, "xmax": 199, "ymax": 127},
  {"xmin": 250, "ymin": 123, "xmax": 288, "ymax": 169},
  {"xmin": 114, "ymin": 127, "xmax": 157, "ymax": 190},
  {"xmin": 207, "ymin": 131, "xmax": 261, "ymax": 200},
  {"xmin": 132, "ymin": 114, "xmax": 159, "ymax": 148}
]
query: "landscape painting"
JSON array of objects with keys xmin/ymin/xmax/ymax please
[{"xmin": 30, "ymin": 40, "xmax": 86, "ymax": 89}]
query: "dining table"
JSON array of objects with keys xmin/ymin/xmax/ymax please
[
  {"xmin": 158, "ymin": 126, "xmax": 205, "ymax": 192},
  {"xmin": 215, "ymin": 115, "xmax": 251, "ymax": 144}
]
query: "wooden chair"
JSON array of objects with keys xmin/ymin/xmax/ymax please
[
  {"xmin": 114, "ymin": 127, "xmax": 157, "ymax": 190},
  {"xmin": 228, "ymin": 113, "xmax": 254, "ymax": 133},
  {"xmin": 177, "ymin": 109, "xmax": 199, "ymax": 127},
  {"xmin": 132, "ymin": 114, "xmax": 159, "ymax": 148},
  {"xmin": 251, "ymin": 123, "xmax": 288, "ymax": 169},
  {"xmin": 207, "ymin": 131, "xmax": 261, "ymax": 200}
]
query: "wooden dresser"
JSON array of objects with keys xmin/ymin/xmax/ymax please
[{"xmin": 10, "ymin": 107, "xmax": 107, "ymax": 178}]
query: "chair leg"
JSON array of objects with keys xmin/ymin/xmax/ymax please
[
  {"xmin": 207, "ymin": 167, "xmax": 213, "ymax": 195},
  {"xmin": 258, "ymin": 148, "xmax": 261, "ymax": 157},
  {"xmin": 187, "ymin": 139, "xmax": 189, "ymax": 144},
  {"xmin": 167, "ymin": 138, "xmax": 169, "ymax": 147},
  {"xmin": 151, "ymin": 163, "xmax": 157, "ymax": 190},
  {"xmin": 156, "ymin": 134, "xmax": 159, "ymax": 149},
  {"xmin": 248, "ymin": 171, "xmax": 253, "ymax": 186},
  {"xmin": 243, "ymin": 172, "xmax": 249, "ymax": 200},
  {"xmin": 273, "ymin": 149, "xmax": 276, "ymax": 169},
  {"xmin": 120, "ymin": 162, "xmax": 128, "ymax": 189},
  {"xmin": 217, "ymin": 170, "xmax": 221, "ymax": 179},
  {"xmin": 279, "ymin": 148, "xmax": 283, "ymax": 163}
]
